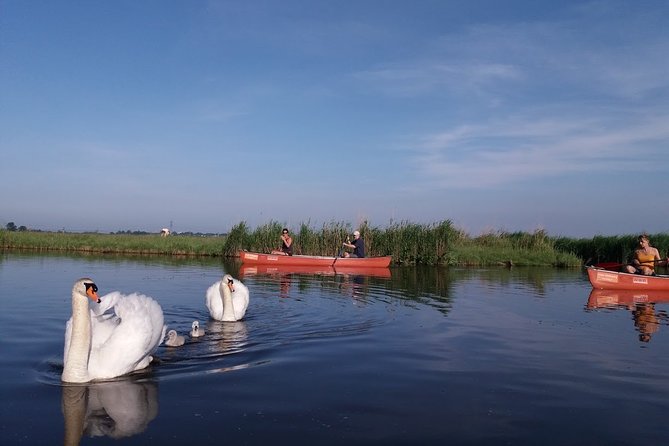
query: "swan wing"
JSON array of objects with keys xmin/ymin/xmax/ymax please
[
  {"xmin": 231, "ymin": 280, "xmax": 250, "ymax": 320},
  {"xmin": 87, "ymin": 292, "xmax": 165, "ymax": 380},
  {"xmin": 90, "ymin": 291, "xmax": 124, "ymax": 350},
  {"xmin": 205, "ymin": 281, "xmax": 224, "ymax": 321}
]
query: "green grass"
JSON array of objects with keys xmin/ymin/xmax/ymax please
[
  {"xmin": 7, "ymin": 222, "xmax": 660, "ymax": 267},
  {"xmin": 0, "ymin": 230, "xmax": 227, "ymax": 256}
]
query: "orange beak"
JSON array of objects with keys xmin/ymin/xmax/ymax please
[
  {"xmin": 227, "ymin": 280, "xmax": 235, "ymax": 293},
  {"xmin": 86, "ymin": 287, "xmax": 100, "ymax": 303}
]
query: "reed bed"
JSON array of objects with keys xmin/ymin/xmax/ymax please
[
  {"xmin": 1, "ymin": 221, "xmax": 593, "ymax": 266},
  {"xmin": 553, "ymin": 233, "xmax": 669, "ymax": 265}
]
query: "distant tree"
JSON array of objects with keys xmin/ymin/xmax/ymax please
[
  {"xmin": 18, "ymin": 225, "xmax": 27, "ymax": 232},
  {"xmin": 6, "ymin": 222, "xmax": 17, "ymax": 231}
]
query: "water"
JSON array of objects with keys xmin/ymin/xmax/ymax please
[{"xmin": 1, "ymin": 252, "xmax": 668, "ymax": 445}]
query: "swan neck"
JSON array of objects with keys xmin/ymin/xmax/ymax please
[
  {"xmin": 62, "ymin": 292, "xmax": 92, "ymax": 383},
  {"xmin": 221, "ymin": 282, "xmax": 235, "ymax": 319}
]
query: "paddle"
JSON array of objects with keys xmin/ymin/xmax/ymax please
[
  {"xmin": 592, "ymin": 262, "xmax": 625, "ymax": 271},
  {"xmin": 593, "ymin": 259, "xmax": 668, "ymax": 271}
]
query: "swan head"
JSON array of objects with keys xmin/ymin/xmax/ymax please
[
  {"xmin": 222, "ymin": 274, "xmax": 236, "ymax": 293},
  {"xmin": 167, "ymin": 329, "xmax": 177, "ymax": 340},
  {"xmin": 73, "ymin": 278, "xmax": 101, "ymax": 303},
  {"xmin": 192, "ymin": 321, "xmax": 199, "ymax": 331}
]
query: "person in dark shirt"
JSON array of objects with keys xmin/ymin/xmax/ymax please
[
  {"xmin": 342, "ymin": 230, "xmax": 365, "ymax": 258},
  {"xmin": 271, "ymin": 228, "xmax": 293, "ymax": 256}
]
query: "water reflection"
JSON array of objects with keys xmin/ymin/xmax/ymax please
[
  {"xmin": 586, "ymin": 289, "xmax": 669, "ymax": 343},
  {"xmin": 239, "ymin": 264, "xmax": 391, "ymax": 278},
  {"xmin": 204, "ymin": 320, "xmax": 249, "ymax": 356},
  {"xmin": 62, "ymin": 379, "xmax": 158, "ymax": 445},
  {"xmin": 335, "ymin": 273, "xmax": 368, "ymax": 299}
]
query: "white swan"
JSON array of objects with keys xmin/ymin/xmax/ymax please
[
  {"xmin": 190, "ymin": 320, "xmax": 205, "ymax": 337},
  {"xmin": 164, "ymin": 329, "xmax": 185, "ymax": 347},
  {"xmin": 62, "ymin": 278, "xmax": 166, "ymax": 383},
  {"xmin": 206, "ymin": 274, "xmax": 250, "ymax": 321}
]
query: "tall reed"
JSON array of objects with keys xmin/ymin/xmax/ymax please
[
  {"xmin": 11, "ymin": 222, "xmax": 654, "ymax": 267},
  {"xmin": 553, "ymin": 233, "xmax": 669, "ymax": 264}
]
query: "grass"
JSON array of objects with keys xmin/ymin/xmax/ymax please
[
  {"xmin": 0, "ymin": 230, "xmax": 227, "ymax": 256},
  {"xmin": 6, "ymin": 222, "xmax": 662, "ymax": 267}
]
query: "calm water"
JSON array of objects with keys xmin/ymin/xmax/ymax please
[{"xmin": 1, "ymin": 253, "xmax": 668, "ymax": 445}]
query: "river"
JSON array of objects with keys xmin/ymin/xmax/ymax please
[{"xmin": 1, "ymin": 252, "xmax": 667, "ymax": 445}]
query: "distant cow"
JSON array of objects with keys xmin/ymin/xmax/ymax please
[{"xmin": 160, "ymin": 228, "xmax": 171, "ymax": 237}]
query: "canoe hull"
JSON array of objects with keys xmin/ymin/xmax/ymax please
[
  {"xmin": 239, "ymin": 251, "xmax": 392, "ymax": 268},
  {"xmin": 240, "ymin": 264, "xmax": 391, "ymax": 278},
  {"xmin": 587, "ymin": 267, "xmax": 669, "ymax": 291}
]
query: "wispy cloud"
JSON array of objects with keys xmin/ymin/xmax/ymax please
[
  {"xmin": 353, "ymin": 6, "xmax": 669, "ymax": 102},
  {"xmin": 353, "ymin": 62, "xmax": 524, "ymax": 97},
  {"xmin": 351, "ymin": 4, "xmax": 669, "ymax": 191},
  {"xmin": 410, "ymin": 112, "xmax": 669, "ymax": 189}
]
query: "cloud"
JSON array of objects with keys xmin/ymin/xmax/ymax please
[
  {"xmin": 409, "ymin": 112, "xmax": 669, "ymax": 189},
  {"xmin": 353, "ymin": 61, "xmax": 524, "ymax": 98}
]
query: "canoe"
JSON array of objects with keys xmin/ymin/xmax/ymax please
[
  {"xmin": 239, "ymin": 251, "xmax": 392, "ymax": 268},
  {"xmin": 586, "ymin": 266, "xmax": 669, "ymax": 291},
  {"xmin": 239, "ymin": 264, "xmax": 391, "ymax": 278},
  {"xmin": 586, "ymin": 288, "xmax": 669, "ymax": 309}
]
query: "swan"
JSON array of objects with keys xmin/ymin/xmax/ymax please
[
  {"xmin": 164, "ymin": 329, "xmax": 185, "ymax": 347},
  {"xmin": 206, "ymin": 274, "xmax": 250, "ymax": 321},
  {"xmin": 62, "ymin": 278, "xmax": 166, "ymax": 383},
  {"xmin": 190, "ymin": 320, "xmax": 205, "ymax": 337}
]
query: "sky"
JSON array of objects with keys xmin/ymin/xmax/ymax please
[{"xmin": 1, "ymin": 0, "xmax": 667, "ymax": 237}]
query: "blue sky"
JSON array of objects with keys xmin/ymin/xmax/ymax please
[{"xmin": 1, "ymin": 1, "xmax": 667, "ymax": 237}]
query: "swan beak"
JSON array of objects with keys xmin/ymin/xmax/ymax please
[
  {"xmin": 85, "ymin": 286, "xmax": 100, "ymax": 303},
  {"xmin": 227, "ymin": 279, "xmax": 235, "ymax": 293}
]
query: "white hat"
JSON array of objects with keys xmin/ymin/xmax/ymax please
[{"xmin": 353, "ymin": 230, "xmax": 360, "ymax": 236}]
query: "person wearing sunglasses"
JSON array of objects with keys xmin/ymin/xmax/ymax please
[{"xmin": 271, "ymin": 228, "xmax": 293, "ymax": 256}]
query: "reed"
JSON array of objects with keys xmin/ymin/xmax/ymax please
[
  {"xmin": 11, "ymin": 222, "xmax": 656, "ymax": 267},
  {"xmin": 553, "ymin": 233, "xmax": 669, "ymax": 265}
]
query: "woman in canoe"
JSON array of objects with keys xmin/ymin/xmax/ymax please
[
  {"xmin": 271, "ymin": 228, "xmax": 293, "ymax": 256},
  {"xmin": 623, "ymin": 234, "xmax": 668, "ymax": 275}
]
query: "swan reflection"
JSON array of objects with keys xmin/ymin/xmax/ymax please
[
  {"xmin": 62, "ymin": 379, "xmax": 158, "ymax": 445},
  {"xmin": 205, "ymin": 319, "xmax": 249, "ymax": 355},
  {"xmin": 202, "ymin": 320, "xmax": 251, "ymax": 374}
]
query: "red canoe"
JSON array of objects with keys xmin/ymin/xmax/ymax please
[
  {"xmin": 587, "ymin": 266, "xmax": 669, "ymax": 291},
  {"xmin": 239, "ymin": 251, "xmax": 392, "ymax": 268}
]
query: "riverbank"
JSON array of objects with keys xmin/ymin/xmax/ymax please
[
  {"xmin": 0, "ymin": 220, "xmax": 590, "ymax": 266},
  {"xmin": 6, "ymin": 221, "xmax": 665, "ymax": 266}
]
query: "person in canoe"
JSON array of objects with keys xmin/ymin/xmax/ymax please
[
  {"xmin": 271, "ymin": 228, "xmax": 293, "ymax": 256},
  {"xmin": 623, "ymin": 234, "xmax": 668, "ymax": 275},
  {"xmin": 342, "ymin": 230, "xmax": 365, "ymax": 258}
]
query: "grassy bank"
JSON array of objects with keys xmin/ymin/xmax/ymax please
[
  {"xmin": 1, "ymin": 220, "xmax": 592, "ymax": 266},
  {"xmin": 0, "ymin": 231, "xmax": 227, "ymax": 256}
]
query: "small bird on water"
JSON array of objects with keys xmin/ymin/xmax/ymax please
[{"xmin": 190, "ymin": 320, "xmax": 205, "ymax": 338}]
